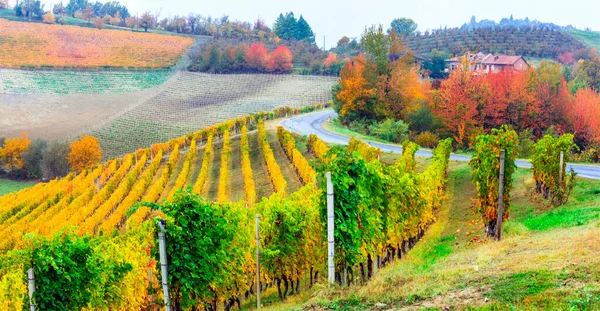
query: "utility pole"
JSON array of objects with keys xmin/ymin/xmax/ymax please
[
  {"xmin": 496, "ymin": 150, "xmax": 506, "ymax": 241},
  {"xmin": 326, "ymin": 172, "xmax": 335, "ymax": 285}
]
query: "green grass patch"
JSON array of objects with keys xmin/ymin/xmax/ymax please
[
  {"xmin": 568, "ymin": 29, "xmax": 600, "ymax": 51},
  {"xmin": 488, "ymin": 270, "xmax": 556, "ymax": 304},
  {"xmin": 0, "ymin": 178, "xmax": 37, "ymax": 196},
  {"xmin": 521, "ymin": 207, "xmax": 600, "ymax": 231}
]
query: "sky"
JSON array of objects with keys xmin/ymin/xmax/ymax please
[{"xmin": 14, "ymin": 0, "xmax": 600, "ymax": 49}]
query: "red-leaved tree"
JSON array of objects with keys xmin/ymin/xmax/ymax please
[
  {"xmin": 244, "ymin": 43, "xmax": 268, "ymax": 71},
  {"xmin": 267, "ymin": 46, "xmax": 293, "ymax": 73},
  {"xmin": 568, "ymin": 88, "xmax": 600, "ymax": 145}
]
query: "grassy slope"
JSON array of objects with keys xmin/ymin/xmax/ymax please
[
  {"xmin": 259, "ymin": 162, "xmax": 600, "ymax": 310},
  {"xmin": 0, "ymin": 178, "xmax": 37, "ymax": 196},
  {"xmin": 568, "ymin": 30, "xmax": 600, "ymax": 51}
]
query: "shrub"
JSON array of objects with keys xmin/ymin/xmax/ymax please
[
  {"xmin": 368, "ymin": 119, "xmax": 409, "ymax": 143},
  {"xmin": 415, "ymin": 131, "xmax": 439, "ymax": 148},
  {"xmin": 43, "ymin": 12, "xmax": 55, "ymax": 24}
]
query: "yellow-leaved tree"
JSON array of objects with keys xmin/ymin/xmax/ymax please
[
  {"xmin": 68, "ymin": 135, "xmax": 102, "ymax": 173},
  {"xmin": 0, "ymin": 132, "xmax": 30, "ymax": 171}
]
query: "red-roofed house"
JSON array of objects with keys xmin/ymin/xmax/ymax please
[{"xmin": 445, "ymin": 52, "xmax": 529, "ymax": 74}]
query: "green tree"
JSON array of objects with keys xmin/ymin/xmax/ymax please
[
  {"xmin": 296, "ymin": 15, "xmax": 315, "ymax": 42},
  {"xmin": 575, "ymin": 57, "xmax": 600, "ymax": 91},
  {"xmin": 65, "ymin": 0, "xmax": 87, "ymax": 17},
  {"xmin": 273, "ymin": 12, "xmax": 297, "ymax": 40},
  {"xmin": 422, "ymin": 49, "xmax": 448, "ymax": 79},
  {"xmin": 388, "ymin": 17, "xmax": 418, "ymax": 38}
]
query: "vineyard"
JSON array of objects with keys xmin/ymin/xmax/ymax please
[
  {"xmin": 0, "ymin": 104, "xmax": 454, "ymax": 309},
  {"xmin": 0, "ymin": 69, "xmax": 173, "ymax": 94},
  {"xmin": 89, "ymin": 72, "xmax": 337, "ymax": 159},
  {"xmin": 403, "ymin": 27, "xmax": 586, "ymax": 58},
  {"xmin": 0, "ymin": 19, "xmax": 194, "ymax": 69}
]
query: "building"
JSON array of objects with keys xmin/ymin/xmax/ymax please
[{"xmin": 445, "ymin": 52, "xmax": 529, "ymax": 73}]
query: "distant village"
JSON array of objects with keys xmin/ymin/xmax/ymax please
[{"xmin": 445, "ymin": 52, "xmax": 529, "ymax": 73}]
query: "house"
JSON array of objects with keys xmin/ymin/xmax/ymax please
[{"xmin": 445, "ymin": 52, "xmax": 529, "ymax": 73}]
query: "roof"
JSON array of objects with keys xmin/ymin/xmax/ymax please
[{"xmin": 482, "ymin": 55, "xmax": 527, "ymax": 65}]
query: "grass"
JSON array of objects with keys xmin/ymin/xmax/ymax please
[
  {"xmin": 568, "ymin": 29, "xmax": 600, "ymax": 51},
  {"xmin": 0, "ymin": 178, "xmax": 37, "ymax": 196},
  {"xmin": 258, "ymin": 162, "xmax": 600, "ymax": 310}
]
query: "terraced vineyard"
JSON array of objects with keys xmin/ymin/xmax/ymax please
[
  {"xmin": 403, "ymin": 27, "xmax": 586, "ymax": 58},
  {"xmin": 0, "ymin": 118, "xmax": 314, "ymax": 252},
  {"xmin": 0, "ymin": 69, "xmax": 174, "ymax": 94},
  {"xmin": 90, "ymin": 72, "xmax": 337, "ymax": 159}
]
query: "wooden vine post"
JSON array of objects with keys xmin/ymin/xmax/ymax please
[
  {"xmin": 559, "ymin": 151, "xmax": 564, "ymax": 185},
  {"xmin": 255, "ymin": 214, "xmax": 261, "ymax": 309},
  {"xmin": 158, "ymin": 219, "xmax": 171, "ymax": 311},
  {"xmin": 326, "ymin": 172, "xmax": 335, "ymax": 285},
  {"xmin": 28, "ymin": 268, "xmax": 35, "ymax": 311},
  {"xmin": 496, "ymin": 150, "xmax": 506, "ymax": 241}
]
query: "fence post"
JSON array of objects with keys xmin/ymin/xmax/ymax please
[
  {"xmin": 158, "ymin": 219, "xmax": 171, "ymax": 311},
  {"xmin": 326, "ymin": 172, "xmax": 335, "ymax": 285},
  {"xmin": 28, "ymin": 268, "xmax": 35, "ymax": 311},
  {"xmin": 496, "ymin": 150, "xmax": 506, "ymax": 241},
  {"xmin": 559, "ymin": 151, "xmax": 564, "ymax": 185},
  {"xmin": 255, "ymin": 214, "xmax": 261, "ymax": 309}
]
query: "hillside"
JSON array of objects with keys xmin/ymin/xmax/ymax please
[
  {"xmin": 0, "ymin": 120, "xmax": 313, "ymax": 252},
  {"xmin": 333, "ymin": 26, "xmax": 587, "ymax": 60},
  {"xmin": 0, "ymin": 19, "xmax": 194, "ymax": 69},
  {"xmin": 568, "ymin": 29, "xmax": 600, "ymax": 51},
  {"xmin": 259, "ymin": 163, "xmax": 600, "ymax": 310},
  {"xmin": 0, "ymin": 72, "xmax": 336, "ymax": 158}
]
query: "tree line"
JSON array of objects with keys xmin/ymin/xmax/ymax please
[
  {"xmin": 0, "ymin": 133, "xmax": 102, "ymax": 181},
  {"xmin": 333, "ymin": 25, "xmax": 600, "ymax": 161}
]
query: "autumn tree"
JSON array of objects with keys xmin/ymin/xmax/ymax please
[
  {"xmin": 568, "ymin": 88, "xmax": 600, "ymax": 146},
  {"xmin": 335, "ymin": 54, "xmax": 376, "ymax": 121},
  {"xmin": 0, "ymin": 132, "xmax": 31, "ymax": 171},
  {"xmin": 267, "ymin": 45, "xmax": 293, "ymax": 73},
  {"xmin": 68, "ymin": 135, "xmax": 102, "ymax": 173},
  {"xmin": 93, "ymin": 17, "xmax": 104, "ymax": 29},
  {"xmin": 43, "ymin": 12, "xmax": 55, "ymax": 23},
  {"xmin": 243, "ymin": 43, "xmax": 268, "ymax": 71},
  {"xmin": 140, "ymin": 11, "xmax": 155, "ymax": 32},
  {"xmin": 433, "ymin": 57, "xmax": 486, "ymax": 148}
]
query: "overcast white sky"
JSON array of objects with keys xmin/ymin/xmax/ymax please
[{"xmin": 13, "ymin": 0, "xmax": 600, "ymax": 49}]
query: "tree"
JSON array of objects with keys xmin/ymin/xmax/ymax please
[
  {"xmin": 43, "ymin": 12, "xmax": 55, "ymax": 23},
  {"xmin": 337, "ymin": 36, "xmax": 350, "ymax": 47},
  {"xmin": 575, "ymin": 57, "xmax": 600, "ymax": 91},
  {"xmin": 295, "ymin": 15, "xmax": 315, "ymax": 42},
  {"xmin": 125, "ymin": 16, "xmax": 138, "ymax": 28},
  {"xmin": 22, "ymin": 139, "xmax": 47, "ymax": 179},
  {"xmin": 433, "ymin": 57, "xmax": 484, "ymax": 148},
  {"xmin": 422, "ymin": 49, "xmax": 448, "ymax": 79},
  {"xmin": 267, "ymin": 45, "xmax": 293, "ymax": 73},
  {"xmin": 243, "ymin": 43, "xmax": 268, "ymax": 71},
  {"xmin": 324, "ymin": 53, "xmax": 337, "ymax": 68},
  {"xmin": 140, "ymin": 11, "xmax": 155, "ymax": 32},
  {"xmin": 389, "ymin": 17, "xmax": 418, "ymax": 38},
  {"xmin": 336, "ymin": 54, "xmax": 376, "ymax": 120},
  {"xmin": 52, "ymin": 2, "xmax": 65, "ymax": 16},
  {"xmin": 68, "ymin": 135, "xmax": 102, "ymax": 173},
  {"xmin": 568, "ymin": 88, "xmax": 600, "ymax": 145},
  {"xmin": 0, "ymin": 132, "xmax": 31, "ymax": 172},
  {"xmin": 273, "ymin": 12, "xmax": 297, "ymax": 40},
  {"xmin": 93, "ymin": 17, "xmax": 104, "ymax": 29},
  {"xmin": 41, "ymin": 141, "xmax": 70, "ymax": 180}
]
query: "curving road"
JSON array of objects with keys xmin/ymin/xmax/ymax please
[{"xmin": 281, "ymin": 110, "xmax": 600, "ymax": 180}]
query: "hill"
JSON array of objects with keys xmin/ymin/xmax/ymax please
[
  {"xmin": 0, "ymin": 118, "xmax": 315, "ymax": 252},
  {"xmin": 0, "ymin": 72, "xmax": 336, "ymax": 158},
  {"xmin": 333, "ymin": 26, "xmax": 587, "ymax": 61},
  {"xmin": 404, "ymin": 27, "xmax": 585, "ymax": 59},
  {"xmin": 568, "ymin": 29, "xmax": 600, "ymax": 51},
  {"xmin": 0, "ymin": 19, "xmax": 194, "ymax": 69}
]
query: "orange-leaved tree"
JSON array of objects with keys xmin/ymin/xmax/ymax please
[
  {"xmin": 68, "ymin": 135, "xmax": 103, "ymax": 173},
  {"xmin": 0, "ymin": 132, "xmax": 31, "ymax": 171},
  {"xmin": 336, "ymin": 54, "xmax": 376, "ymax": 119},
  {"xmin": 568, "ymin": 88, "xmax": 600, "ymax": 145},
  {"xmin": 267, "ymin": 46, "xmax": 293, "ymax": 73},
  {"xmin": 244, "ymin": 43, "xmax": 268, "ymax": 71},
  {"xmin": 324, "ymin": 53, "xmax": 337, "ymax": 68}
]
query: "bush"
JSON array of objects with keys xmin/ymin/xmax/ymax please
[
  {"xmin": 415, "ymin": 131, "xmax": 439, "ymax": 148},
  {"xmin": 571, "ymin": 144, "xmax": 600, "ymax": 163},
  {"xmin": 368, "ymin": 119, "xmax": 409, "ymax": 143},
  {"xmin": 517, "ymin": 129, "xmax": 535, "ymax": 158}
]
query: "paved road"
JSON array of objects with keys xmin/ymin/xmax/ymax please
[{"xmin": 281, "ymin": 110, "xmax": 600, "ymax": 180}]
